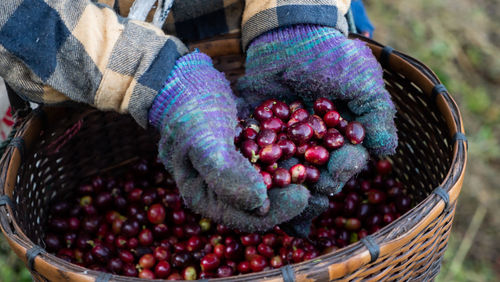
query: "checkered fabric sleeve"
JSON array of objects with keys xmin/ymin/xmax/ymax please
[
  {"xmin": 0, "ymin": 0, "xmax": 188, "ymax": 127},
  {"xmin": 241, "ymin": 0, "xmax": 351, "ymax": 49},
  {"xmin": 157, "ymin": 0, "xmax": 351, "ymax": 49},
  {"xmin": 0, "ymin": 0, "xmax": 351, "ymax": 126}
]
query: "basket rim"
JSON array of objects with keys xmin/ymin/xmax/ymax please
[{"xmin": 0, "ymin": 34, "xmax": 467, "ymax": 281}]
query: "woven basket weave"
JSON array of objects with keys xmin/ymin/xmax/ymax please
[{"xmin": 0, "ymin": 34, "xmax": 466, "ymax": 281}]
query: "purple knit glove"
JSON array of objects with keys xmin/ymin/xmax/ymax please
[
  {"xmin": 238, "ymin": 25, "xmax": 397, "ymax": 236},
  {"xmin": 149, "ymin": 51, "xmax": 310, "ymax": 232},
  {"xmin": 239, "ymin": 25, "xmax": 397, "ymax": 156}
]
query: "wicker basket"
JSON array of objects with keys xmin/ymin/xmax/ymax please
[{"xmin": 0, "ymin": 34, "xmax": 467, "ymax": 281}]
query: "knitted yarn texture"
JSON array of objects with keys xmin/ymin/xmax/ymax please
[
  {"xmin": 238, "ymin": 24, "xmax": 397, "ymax": 236},
  {"xmin": 149, "ymin": 52, "xmax": 310, "ymax": 232}
]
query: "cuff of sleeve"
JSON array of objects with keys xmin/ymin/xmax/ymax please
[
  {"xmin": 126, "ymin": 37, "xmax": 189, "ymax": 128},
  {"xmin": 241, "ymin": 4, "xmax": 348, "ymax": 50},
  {"xmin": 250, "ymin": 24, "xmax": 344, "ymax": 50},
  {"xmin": 147, "ymin": 51, "xmax": 216, "ymax": 129}
]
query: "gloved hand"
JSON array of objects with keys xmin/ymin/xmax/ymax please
[
  {"xmin": 238, "ymin": 25, "xmax": 397, "ymax": 237},
  {"xmin": 148, "ymin": 51, "xmax": 310, "ymax": 232}
]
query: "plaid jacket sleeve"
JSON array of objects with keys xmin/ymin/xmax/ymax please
[
  {"xmin": 0, "ymin": 0, "xmax": 188, "ymax": 127},
  {"xmin": 241, "ymin": 0, "xmax": 351, "ymax": 49}
]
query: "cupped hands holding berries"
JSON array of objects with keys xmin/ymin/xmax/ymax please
[
  {"xmin": 237, "ymin": 24, "xmax": 398, "ymax": 237},
  {"xmin": 148, "ymin": 24, "xmax": 397, "ymax": 237},
  {"xmin": 238, "ymin": 25, "xmax": 398, "ymax": 156},
  {"xmin": 148, "ymin": 51, "xmax": 310, "ymax": 233}
]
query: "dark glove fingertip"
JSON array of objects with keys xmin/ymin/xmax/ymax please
[
  {"xmin": 280, "ymin": 194, "xmax": 329, "ymax": 238},
  {"xmin": 280, "ymin": 221, "xmax": 312, "ymax": 238},
  {"xmin": 255, "ymin": 198, "xmax": 271, "ymax": 216},
  {"xmin": 312, "ymin": 172, "xmax": 344, "ymax": 196},
  {"xmin": 279, "ymin": 158, "xmax": 300, "ymax": 170},
  {"xmin": 328, "ymin": 145, "xmax": 369, "ymax": 175}
]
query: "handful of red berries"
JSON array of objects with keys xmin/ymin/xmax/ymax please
[{"xmin": 235, "ymin": 98, "xmax": 366, "ymax": 189}]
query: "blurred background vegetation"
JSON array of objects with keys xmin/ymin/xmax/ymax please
[
  {"xmin": 1, "ymin": 0, "xmax": 499, "ymax": 281},
  {"xmin": 367, "ymin": 0, "xmax": 499, "ymax": 281}
]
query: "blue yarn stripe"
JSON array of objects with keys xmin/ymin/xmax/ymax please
[
  {"xmin": 246, "ymin": 40, "xmax": 354, "ymax": 82},
  {"xmin": 250, "ymin": 34, "xmax": 349, "ymax": 73}
]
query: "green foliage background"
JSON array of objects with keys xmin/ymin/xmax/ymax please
[
  {"xmin": 367, "ymin": 1, "xmax": 499, "ymax": 281},
  {"xmin": 1, "ymin": 0, "xmax": 499, "ymax": 281}
]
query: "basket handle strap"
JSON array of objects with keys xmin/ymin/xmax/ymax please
[
  {"xmin": 0, "ymin": 195, "xmax": 13, "ymax": 209},
  {"xmin": 431, "ymin": 84, "xmax": 448, "ymax": 101},
  {"xmin": 281, "ymin": 264, "xmax": 296, "ymax": 282},
  {"xmin": 26, "ymin": 245, "xmax": 45, "ymax": 271},
  {"xmin": 5, "ymin": 83, "xmax": 31, "ymax": 119},
  {"xmin": 95, "ymin": 272, "xmax": 112, "ymax": 282},
  {"xmin": 453, "ymin": 132, "xmax": 468, "ymax": 150},
  {"xmin": 380, "ymin": 46, "xmax": 394, "ymax": 68},
  {"xmin": 7, "ymin": 137, "xmax": 25, "ymax": 162},
  {"xmin": 360, "ymin": 236, "xmax": 380, "ymax": 263},
  {"xmin": 0, "ymin": 128, "xmax": 17, "ymax": 157},
  {"xmin": 433, "ymin": 186, "xmax": 450, "ymax": 210},
  {"xmin": 1, "ymin": 83, "xmax": 31, "ymax": 157}
]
